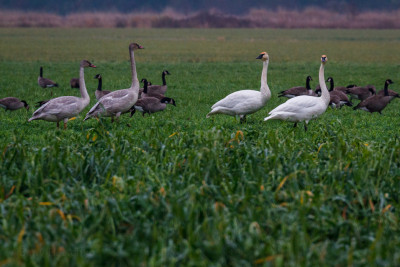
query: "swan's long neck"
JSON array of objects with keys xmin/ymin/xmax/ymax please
[
  {"xmin": 162, "ymin": 72, "xmax": 167, "ymax": 86},
  {"xmin": 319, "ymin": 63, "xmax": 330, "ymax": 106},
  {"xmin": 79, "ymin": 66, "xmax": 90, "ymax": 101},
  {"xmin": 260, "ymin": 59, "xmax": 271, "ymax": 100},
  {"xmin": 130, "ymin": 48, "xmax": 139, "ymax": 92},
  {"xmin": 97, "ymin": 77, "xmax": 102, "ymax": 91}
]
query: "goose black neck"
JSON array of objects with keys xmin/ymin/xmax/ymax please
[
  {"xmin": 329, "ymin": 78, "xmax": 334, "ymax": 91},
  {"xmin": 143, "ymin": 80, "xmax": 148, "ymax": 93},
  {"xmin": 97, "ymin": 77, "xmax": 102, "ymax": 91},
  {"xmin": 40, "ymin": 67, "xmax": 43, "ymax": 77},
  {"xmin": 162, "ymin": 72, "xmax": 167, "ymax": 86},
  {"xmin": 384, "ymin": 83, "xmax": 389, "ymax": 96},
  {"xmin": 306, "ymin": 77, "xmax": 311, "ymax": 90}
]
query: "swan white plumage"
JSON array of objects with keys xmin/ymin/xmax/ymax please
[
  {"xmin": 84, "ymin": 43, "xmax": 143, "ymax": 122},
  {"xmin": 29, "ymin": 60, "xmax": 96, "ymax": 129},
  {"xmin": 206, "ymin": 52, "xmax": 271, "ymax": 123},
  {"xmin": 264, "ymin": 55, "xmax": 329, "ymax": 131}
]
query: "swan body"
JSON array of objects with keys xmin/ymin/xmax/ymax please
[
  {"xmin": 29, "ymin": 60, "xmax": 95, "ymax": 129},
  {"xmin": 264, "ymin": 55, "xmax": 329, "ymax": 131},
  {"xmin": 206, "ymin": 52, "xmax": 271, "ymax": 123},
  {"xmin": 84, "ymin": 43, "xmax": 143, "ymax": 121}
]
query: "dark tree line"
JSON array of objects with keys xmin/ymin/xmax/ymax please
[{"xmin": 1, "ymin": 0, "xmax": 400, "ymax": 14}]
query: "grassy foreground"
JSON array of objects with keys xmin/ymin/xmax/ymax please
[{"xmin": 1, "ymin": 28, "xmax": 400, "ymax": 266}]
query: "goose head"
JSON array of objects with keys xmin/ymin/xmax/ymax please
[
  {"xmin": 321, "ymin": 55, "xmax": 328, "ymax": 64},
  {"xmin": 307, "ymin": 76, "xmax": 313, "ymax": 81},
  {"xmin": 21, "ymin": 100, "xmax": 29, "ymax": 110},
  {"xmin": 141, "ymin": 78, "xmax": 148, "ymax": 84},
  {"xmin": 163, "ymin": 70, "xmax": 171, "ymax": 75},
  {"xmin": 80, "ymin": 60, "xmax": 96, "ymax": 68},
  {"xmin": 386, "ymin": 79, "xmax": 394, "ymax": 86},
  {"xmin": 256, "ymin": 52, "xmax": 269, "ymax": 61},
  {"xmin": 94, "ymin": 74, "xmax": 101, "ymax": 79},
  {"xmin": 368, "ymin": 87, "xmax": 376, "ymax": 95},
  {"xmin": 326, "ymin": 77, "xmax": 333, "ymax": 83},
  {"xmin": 161, "ymin": 97, "xmax": 176, "ymax": 106},
  {"xmin": 129, "ymin": 43, "xmax": 144, "ymax": 51}
]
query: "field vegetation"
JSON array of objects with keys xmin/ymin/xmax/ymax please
[{"xmin": 1, "ymin": 28, "xmax": 400, "ymax": 266}]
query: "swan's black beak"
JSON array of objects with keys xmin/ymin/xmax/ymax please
[{"xmin": 256, "ymin": 54, "xmax": 263, "ymax": 59}]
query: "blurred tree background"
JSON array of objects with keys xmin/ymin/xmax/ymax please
[{"xmin": 1, "ymin": 0, "xmax": 399, "ymax": 14}]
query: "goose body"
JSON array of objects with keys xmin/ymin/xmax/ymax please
[
  {"xmin": 38, "ymin": 67, "xmax": 58, "ymax": 88},
  {"xmin": 140, "ymin": 79, "xmax": 170, "ymax": 100},
  {"xmin": 84, "ymin": 43, "xmax": 143, "ymax": 122},
  {"xmin": 346, "ymin": 85, "xmax": 376, "ymax": 101},
  {"xmin": 326, "ymin": 77, "xmax": 353, "ymax": 108},
  {"xmin": 264, "ymin": 55, "xmax": 329, "ymax": 131},
  {"xmin": 0, "ymin": 97, "xmax": 29, "ymax": 111},
  {"xmin": 70, "ymin": 78, "xmax": 80, "ymax": 89},
  {"xmin": 279, "ymin": 76, "xmax": 314, "ymax": 98},
  {"xmin": 146, "ymin": 70, "xmax": 170, "ymax": 95},
  {"xmin": 206, "ymin": 52, "xmax": 271, "ymax": 123},
  {"xmin": 29, "ymin": 60, "xmax": 95, "ymax": 129},
  {"xmin": 354, "ymin": 79, "xmax": 395, "ymax": 113},
  {"xmin": 130, "ymin": 97, "xmax": 175, "ymax": 117},
  {"xmin": 94, "ymin": 74, "xmax": 111, "ymax": 100}
]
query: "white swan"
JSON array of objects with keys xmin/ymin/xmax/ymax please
[
  {"xmin": 84, "ymin": 43, "xmax": 143, "ymax": 122},
  {"xmin": 29, "ymin": 60, "xmax": 96, "ymax": 129},
  {"xmin": 206, "ymin": 52, "xmax": 271, "ymax": 123},
  {"xmin": 264, "ymin": 55, "xmax": 329, "ymax": 131}
]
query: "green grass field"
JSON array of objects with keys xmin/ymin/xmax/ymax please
[{"xmin": 1, "ymin": 28, "xmax": 400, "ymax": 266}]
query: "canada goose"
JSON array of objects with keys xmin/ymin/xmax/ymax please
[
  {"xmin": 140, "ymin": 78, "xmax": 167, "ymax": 99},
  {"xmin": 278, "ymin": 76, "xmax": 315, "ymax": 98},
  {"xmin": 377, "ymin": 79, "xmax": 398, "ymax": 98},
  {"xmin": 70, "ymin": 78, "xmax": 79, "ymax": 89},
  {"xmin": 94, "ymin": 74, "xmax": 111, "ymax": 100},
  {"xmin": 353, "ymin": 80, "xmax": 395, "ymax": 114},
  {"xmin": 264, "ymin": 55, "xmax": 330, "ymax": 131},
  {"xmin": 346, "ymin": 85, "xmax": 376, "ymax": 101},
  {"xmin": 29, "ymin": 60, "xmax": 96, "ymax": 129},
  {"xmin": 84, "ymin": 43, "xmax": 144, "ymax": 122},
  {"xmin": 206, "ymin": 52, "xmax": 271, "ymax": 123},
  {"xmin": 130, "ymin": 97, "xmax": 175, "ymax": 117},
  {"xmin": 326, "ymin": 77, "xmax": 352, "ymax": 108},
  {"xmin": 146, "ymin": 70, "xmax": 171, "ymax": 95},
  {"xmin": 38, "ymin": 66, "xmax": 58, "ymax": 96},
  {"xmin": 0, "ymin": 97, "xmax": 29, "ymax": 111}
]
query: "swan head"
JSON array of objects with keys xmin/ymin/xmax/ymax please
[
  {"xmin": 94, "ymin": 74, "xmax": 101, "ymax": 79},
  {"xmin": 81, "ymin": 60, "xmax": 96, "ymax": 68},
  {"xmin": 21, "ymin": 100, "xmax": 29, "ymax": 110},
  {"xmin": 321, "ymin": 55, "xmax": 328, "ymax": 64},
  {"xmin": 256, "ymin": 52, "xmax": 269, "ymax": 61},
  {"xmin": 386, "ymin": 79, "xmax": 394, "ymax": 85},
  {"xmin": 129, "ymin": 43, "xmax": 144, "ymax": 50}
]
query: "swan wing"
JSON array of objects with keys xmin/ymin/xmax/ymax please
[
  {"xmin": 211, "ymin": 90, "xmax": 260, "ymax": 109},
  {"xmin": 269, "ymin": 95, "xmax": 320, "ymax": 115},
  {"xmin": 33, "ymin": 96, "xmax": 80, "ymax": 116}
]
